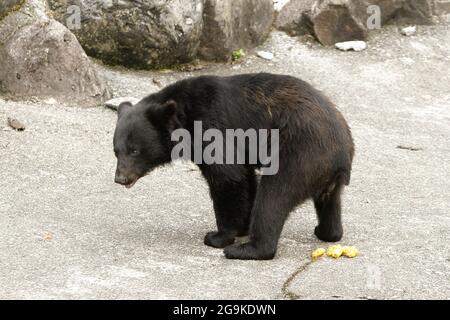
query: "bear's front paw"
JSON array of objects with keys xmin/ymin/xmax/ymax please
[
  {"xmin": 204, "ymin": 231, "xmax": 235, "ymax": 248},
  {"xmin": 314, "ymin": 225, "xmax": 343, "ymax": 242},
  {"xmin": 223, "ymin": 242, "xmax": 275, "ymax": 260}
]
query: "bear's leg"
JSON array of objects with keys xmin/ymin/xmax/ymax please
[
  {"xmin": 203, "ymin": 167, "xmax": 256, "ymax": 248},
  {"xmin": 224, "ymin": 166, "xmax": 305, "ymax": 260},
  {"xmin": 237, "ymin": 168, "xmax": 258, "ymax": 237},
  {"xmin": 313, "ymin": 183, "xmax": 344, "ymax": 242}
]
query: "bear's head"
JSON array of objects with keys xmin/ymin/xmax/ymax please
[{"xmin": 113, "ymin": 99, "xmax": 178, "ymax": 188}]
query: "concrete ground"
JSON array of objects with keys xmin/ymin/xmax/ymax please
[{"xmin": 0, "ymin": 25, "xmax": 449, "ymax": 299}]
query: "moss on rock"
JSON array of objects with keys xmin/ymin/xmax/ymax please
[{"xmin": 0, "ymin": 0, "xmax": 26, "ymax": 21}]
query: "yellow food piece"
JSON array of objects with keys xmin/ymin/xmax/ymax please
[
  {"xmin": 342, "ymin": 246, "xmax": 359, "ymax": 258},
  {"xmin": 311, "ymin": 248, "xmax": 326, "ymax": 260},
  {"xmin": 326, "ymin": 244, "xmax": 343, "ymax": 258}
]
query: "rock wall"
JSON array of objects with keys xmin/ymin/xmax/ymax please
[
  {"xmin": 47, "ymin": 0, "xmax": 275, "ymax": 68},
  {"xmin": 1, "ymin": 0, "xmax": 448, "ymax": 107}
]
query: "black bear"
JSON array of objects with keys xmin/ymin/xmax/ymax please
[{"xmin": 113, "ymin": 73, "xmax": 354, "ymax": 260}]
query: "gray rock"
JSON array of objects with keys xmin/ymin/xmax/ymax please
[
  {"xmin": 7, "ymin": 117, "xmax": 25, "ymax": 131},
  {"xmin": 0, "ymin": 2, "xmax": 110, "ymax": 107},
  {"xmin": 350, "ymin": 0, "xmax": 435, "ymax": 25},
  {"xmin": 198, "ymin": 0, "xmax": 274, "ymax": 61},
  {"xmin": 353, "ymin": 0, "xmax": 436, "ymax": 25},
  {"xmin": 105, "ymin": 97, "xmax": 140, "ymax": 111},
  {"xmin": 309, "ymin": 0, "xmax": 435, "ymax": 46},
  {"xmin": 48, "ymin": 0, "xmax": 204, "ymax": 70},
  {"xmin": 275, "ymin": 0, "xmax": 315, "ymax": 36},
  {"xmin": 310, "ymin": 0, "xmax": 368, "ymax": 46}
]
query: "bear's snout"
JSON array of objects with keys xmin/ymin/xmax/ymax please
[
  {"xmin": 114, "ymin": 169, "xmax": 139, "ymax": 188},
  {"xmin": 114, "ymin": 173, "xmax": 129, "ymax": 186}
]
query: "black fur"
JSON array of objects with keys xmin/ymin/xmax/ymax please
[{"xmin": 113, "ymin": 73, "xmax": 354, "ymax": 260}]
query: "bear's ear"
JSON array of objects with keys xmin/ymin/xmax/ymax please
[
  {"xmin": 146, "ymin": 100, "xmax": 179, "ymax": 132},
  {"xmin": 118, "ymin": 101, "xmax": 133, "ymax": 118}
]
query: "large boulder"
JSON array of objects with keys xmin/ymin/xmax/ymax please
[
  {"xmin": 310, "ymin": 0, "xmax": 368, "ymax": 46},
  {"xmin": 47, "ymin": 0, "xmax": 204, "ymax": 69},
  {"xmin": 275, "ymin": 0, "xmax": 316, "ymax": 36},
  {"xmin": 198, "ymin": 0, "xmax": 274, "ymax": 61},
  {"xmin": 309, "ymin": 0, "xmax": 436, "ymax": 46},
  {"xmin": 0, "ymin": 0, "xmax": 110, "ymax": 107}
]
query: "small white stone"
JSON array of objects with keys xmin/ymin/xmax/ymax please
[
  {"xmin": 44, "ymin": 98, "xmax": 57, "ymax": 105},
  {"xmin": 401, "ymin": 26, "xmax": 417, "ymax": 36},
  {"xmin": 256, "ymin": 51, "xmax": 274, "ymax": 60},
  {"xmin": 335, "ymin": 41, "xmax": 367, "ymax": 52},
  {"xmin": 185, "ymin": 18, "xmax": 193, "ymax": 25},
  {"xmin": 105, "ymin": 97, "xmax": 140, "ymax": 111},
  {"xmin": 273, "ymin": 0, "xmax": 290, "ymax": 12}
]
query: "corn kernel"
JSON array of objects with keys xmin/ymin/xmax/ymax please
[
  {"xmin": 326, "ymin": 244, "xmax": 343, "ymax": 258},
  {"xmin": 342, "ymin": 246, "xmax": 359, "ymax": 258},
  {"xmin": 311, "ymin": 248, "xmax": 326, "ymax": 260}
]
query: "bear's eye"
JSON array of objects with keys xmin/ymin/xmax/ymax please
[{"xmin": 130, "ymin": 149, "xmax": 139, "ymax": 156}]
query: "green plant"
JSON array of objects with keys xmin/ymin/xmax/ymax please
[{"xmin": 231, "ymin": 49, "xmax": 245, "ymax": 61}]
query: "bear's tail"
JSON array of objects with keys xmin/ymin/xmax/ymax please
[{"xmin": 326, "ymin": 170, "xmax": 351, "ymax": 195}]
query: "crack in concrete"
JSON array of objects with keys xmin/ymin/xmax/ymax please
[{"xmin": 281, "ymin": 259, "xmax": 313, "ymax": 299}]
